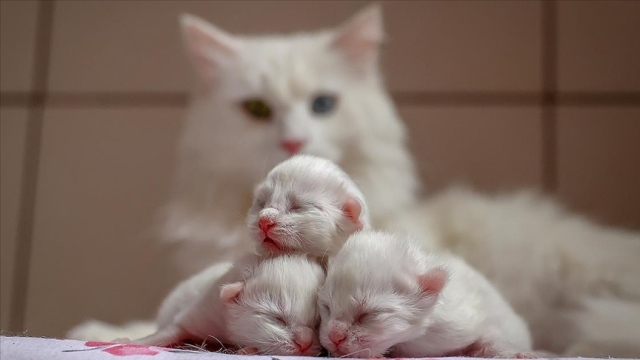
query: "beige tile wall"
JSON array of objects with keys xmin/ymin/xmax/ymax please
[
  {"xmin": 1, "ymin": 0, "xmax": 638, "ymax": 337},
  {"xmin": 0, "ymin": 109, "xmax": 29, "ymax": 331}
]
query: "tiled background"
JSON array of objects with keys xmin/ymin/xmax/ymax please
[{"xmin": 1, "ymin": 0, "xmax": 639, "ymax": 337}]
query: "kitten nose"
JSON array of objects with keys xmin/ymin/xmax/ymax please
[
  {"xmin": 328, "ymin": 329, "xmax": 346, "ymax": 346},
  {"xmin": 281, "ymin": 140, "xmax": 304, "ymax": 155},
  {"xmin": 294, "ymin": 333, "xmax": 312, "ymax": 353},
  {"xmin": 258, "ymin": 217, "xmax": 276, "ymax": 234}
]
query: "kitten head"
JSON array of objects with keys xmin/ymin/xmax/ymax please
[
  {"xmin": 220, "ymin": 254, "xmax": 325, "ymax": 356},
  {"xmin": 247, "ymin": 155, "xmax": 370, "ymax": 257},
  {"xmin": 318, "ymin": 231, "xmax": 448, "ymax": 358},
  {"xmin": 179, "ymin": 5, "xmax": 387, "ymax": 184}
]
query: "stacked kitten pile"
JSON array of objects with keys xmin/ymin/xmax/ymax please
[{"xmin": 133, "ymin": 155, "xmax": 536, "ymax": 358}]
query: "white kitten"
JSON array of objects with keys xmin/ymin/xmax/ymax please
[
  {"xmin": 319, "ymin": 230, "xmax": 534, "ymax": 358},
  {"xmin": 135, "ymin": 254, "xmax": 324, "ymax": 356},
  {"xmin": 247, "ymin": 154, "xmax": 369, "ymax": 257},
  {"xmin": 157, "ymin": 3, "xmax": 640, "ymax": 356}
]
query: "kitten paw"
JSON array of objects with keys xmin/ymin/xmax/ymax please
[
  {"xmin": 512, "ymin": 352, "xmax": 539, "ymax": 359},
  {"xmin": 112, "ymin": 337, "xmax": 132, "ymax": 344}
]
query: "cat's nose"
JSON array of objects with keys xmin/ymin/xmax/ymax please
[
  {"xmin": 294, "ymin": 333, "xmax": 312, "ymax": 353},
  {"xmin": 281, "ymin": 140, "xmax": 305, "ymax": 155},
  {"xmin": 295, "ymin": 327, "xmax": 314, "ymax": 353},
  {"xmin": 259, "ymin": 217, "xmax": 276, "ymax": 234},
  {"xmin": 328, "ymin": 329, "xmax": 346, "ymax": 346}
]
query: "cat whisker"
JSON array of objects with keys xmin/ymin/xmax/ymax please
[
  {"xmin": 339, "ymin": 348, "xmax": 372, "ymax": 358},
  {"xmin": 231, "ymin": 209, "xmax": 248, "ymax": 222},
  {"xmin": 262, "ymin": 154, "xmax": 271, "ymax": 177},
  {"xmin": 206, "ymin": 334, "xmax": 228, "ymax": 351}
]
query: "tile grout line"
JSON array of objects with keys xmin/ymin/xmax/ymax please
[
  {"xmin": 2, "ymin": 91, "xmax": 640, "ymax": 108},
  {"xmin": 541, "ymin": 0, "xmax": 558, "ymax": 193},
  {"xmin": 9, "ymin": 0, "xmax": 55, "ymax": 333}
]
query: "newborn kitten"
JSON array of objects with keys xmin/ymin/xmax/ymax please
[
  {"xmin": 318, "ymin": 230, "xmax": 535, "ymax": 358},
  {"xmin": 135, "ymin": 254, "xmax": 324, "ymax": 356},
  {"xmin": 247, "ymin": 154, "xmax": 370, "ymax": 257}
]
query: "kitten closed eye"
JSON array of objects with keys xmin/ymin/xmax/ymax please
[
  {"xmin": 273, "ymin": 315, "xmax": 287, "ymax": 326},
  {"xmin": 355, "ymin": 310, "xmax": 380, "ymax": 323},
  {"xmin": 320, "ymin": 303, "xmax": 330, "ymax": 315}
]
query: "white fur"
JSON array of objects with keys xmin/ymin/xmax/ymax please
[
  {"xmin": 67, "ymin": 320, "xmax": 156, "ymax": 342},
  {"xmin": 318, "ymin": 230, "xmax": 533, "ymax": 358},
  {"xmin": 382, "ymin": 186, "xmax": 640, "ymax": 354},
  {"xmin": 223, "ymin": 254, "xmax": 325, "ymax": 356},
  {"xmin": 157, "ymin": 4, "xmax": 640, "ymax": 356},
  {"xmin": 133, "ymin": 254, "xmax": 324, "ymax": 356},
  {"xmin": 247, "ymin": 154, "xmax": 370, "ymax": 257}
]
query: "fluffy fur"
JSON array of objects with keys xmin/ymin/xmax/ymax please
[
  {"xmin": 248, "ymin": 154, "xmax": 370, "ymax": 257},
  {"xmin": 82, "ymin": 4, "xmax": 640, "ymax": 356},
  {"xmin": 382, "ymin": 186, "xmax": 640, "ymax": 353},
  {"xmin": 133, "ymin": 254, "xmax": 324, "ymax": 356},
  {"xmin": 67, "ymin": 320, "xmax": 156, "ymax": 343},
  {"xmin": 222, "ymin": 254, "xmax": 325, "ymax": 356},
  {"xmin": 318, "ymin": 230, "xmax": 534, "ymax": 358}
]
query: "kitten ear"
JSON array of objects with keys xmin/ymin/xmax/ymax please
[
  {"xmin": 220, "ymin": 282, "xmax": 244, "ymax": 303},
  {"xmin": 179, "ymin": 14, "xmax": 241, "ymax": 87},
  {"xmin": 417, "ymin": 268, "xmax": 448, "ymax": 297},
  {"xmin": 343, "ymin": 196, "xmax": 363, "ymax": 231},
  {"xmin": 331, "ymin": 4, "xmax": 384, "ymax": 70}
]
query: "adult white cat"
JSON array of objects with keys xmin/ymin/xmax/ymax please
[{"xmin": 71, "ymin": 4, "xmax": 640, "ymax": 356}]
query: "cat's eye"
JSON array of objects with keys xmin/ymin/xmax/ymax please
[
  {"xmin": 355, "ymin": 311, "xmax": 376, "ymax": 324},
  {"xmin": 242, "ymin": 99, "xmax": 273, "ymax": 120},
  {"xmin": 274, "ymin": 316, "xmax": 287, "ymax": 326},
  {"xmin": 321, "ymin": 304, "xmax": 330, "ymax": 314},
  {"xmin": 310, "ymin": 94, "xmax": 338, "ymax": 115},
  {"xmin": 254, "ymin": 197, "xmax": 266, "ymax": 209}
]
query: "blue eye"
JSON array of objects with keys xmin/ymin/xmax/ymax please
[{"xmin": 311, "ymin": 94, "xmax": 338, "ymax": 115}]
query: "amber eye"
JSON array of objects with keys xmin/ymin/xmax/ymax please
[
  {"xmin": 242, "ymin": 98, "xmax": 273, "ymax": 120},
  {"xmin": 311, "ymin": 94, "xmax": 338, "ymax": 116}
]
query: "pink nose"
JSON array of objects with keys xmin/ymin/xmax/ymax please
[
  {"xmin": 294, "ymin": 337, "xmax": 311, "ymax": 353},
  {"xmin": 259, "ymin": 218, "xmax": 276, "ymax": 234},
  {"xmin": 328, "ymin": 329, "xmax": 346, "ymax": 347},
  {"xmin": 281, "ymin": 140, "xmax": 304, "ymax": 155},
  {"xmin": 294, "ymin": 328, "xmax": 313, "ymax": 353}
]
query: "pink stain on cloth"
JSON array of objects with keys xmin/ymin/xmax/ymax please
[{"xmin": 0, "ymin": 335, "xmax": 616, "ymax": 360}]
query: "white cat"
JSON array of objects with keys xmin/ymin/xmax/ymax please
[
  {"xmin": 319, "ymin": 230, "xmax": 534, "ymax": 358},
  {"xmin": 71, "ymin": 4, "xmax": 640, "ymax": 356}
]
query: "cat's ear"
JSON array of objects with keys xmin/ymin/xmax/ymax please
[
  {"xmin": 331, "ymin": 4, "xmax": 384, "ymax": 70},
  {"xmin": 343, "ymin": 196, "xmax": 363, "ymax": 231},
  {"xmin": 179, "ymin": 14, "xmax": 241, "ymax": 87},
  {"xmin": 417, "ymin": 268, "xmax": 448, "ymax": 297},
  {"xmin": 220, "ymin": 282, "xmax": 244, "ymax": 303}
]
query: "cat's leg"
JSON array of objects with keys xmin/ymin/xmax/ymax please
[
  {"xmin": 131, "ymin": 325, "xmax": 186, "ymax": 347},
  {"xmin": 564, "ymin": 297, "xmax": 640, "ymax": 358}
]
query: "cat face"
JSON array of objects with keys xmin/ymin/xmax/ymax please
[
  {"xmin": 317, "ymin": 231, "xmax": 447, "ymax": 357},
  {"xmin": 220, "ymin": 255, "xmax": 325, "ymax": 356},
  {"xmin": 179, "ymin": 6, "xmax": 384, "ymax": 184},
  {"xmin": 247, "ymin": 155, "xmax": 366, "ymax": 257}
]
